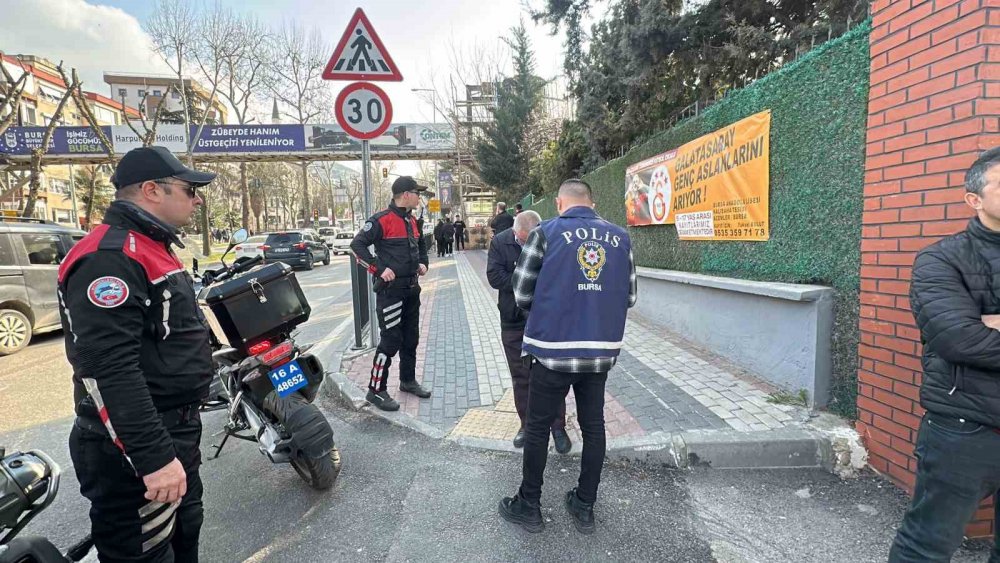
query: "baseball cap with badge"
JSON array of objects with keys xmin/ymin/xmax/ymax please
[
  {"xmin": 391, "ymin": 176, "xmax": 428, "ymax": 196},
  {"xmin": 111, "ymin": 146, "xmax": 217, "ymax": 190}
]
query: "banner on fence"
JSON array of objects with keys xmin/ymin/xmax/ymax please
[{"xmin": 624, "ymin": 110, "xmax": 771, "ymax": 241}]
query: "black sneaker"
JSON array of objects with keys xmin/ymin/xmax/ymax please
[
  {"xmin": 399, "ymin": 380, "xmax": 432, "ymax": 398},
  {"xmin": 498, "ymin": 494, "xmax": 544, "ymax": 533},
  {"xmin": 552, "ymin": 428, "xmax": 572, "ymax": 454},
  {"xmin": 512, "ymin": 426, "xmax": 525, "ymax": 448},
  {"xmin": 565, "ymin": 488, "xmax": 595, "ymax": 534},
  {"xmin": 366, "ymin": 389, "xmax": 400, "ymax": 411}
]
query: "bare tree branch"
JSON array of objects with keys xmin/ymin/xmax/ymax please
[{"xmin": 23, "ymin": 73, "xmax": 80, "ymax": 218}]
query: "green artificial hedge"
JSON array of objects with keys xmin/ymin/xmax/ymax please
[{"xmin": 528, "ymin": 22, "xmax": 871, "ymax": 418}]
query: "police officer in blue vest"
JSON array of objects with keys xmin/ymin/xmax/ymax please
[{"xmin": 498, "ymin": 179, "xmax": 637, "ymax": 535}]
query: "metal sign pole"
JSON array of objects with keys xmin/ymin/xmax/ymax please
[{"xmin": 361, "ymin": 139, "xmax": 379, "ymax": 348}]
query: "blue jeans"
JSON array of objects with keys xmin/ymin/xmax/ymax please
[{"xmin": 889, "ymin": 413, "xmax": 1000, "ymax": 562}]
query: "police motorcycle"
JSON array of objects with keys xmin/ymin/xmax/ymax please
[
  {"xmin": 0, "ymin": 448, "xmax": 93, "ymax": 562},
  {"xmin": 194, "ymin": 229, "xmax": 341, "ymax": 490}
]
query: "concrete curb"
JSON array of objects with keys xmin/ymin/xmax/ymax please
[{"xmin": 323, "ymin": 339, "xmax": 838, "ymax": 472}]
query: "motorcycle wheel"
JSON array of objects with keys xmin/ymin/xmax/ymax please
[
  {"xmin": 262, "ymin": 392, "xmax": 340, "ymax": 490},
  {"xmin": 290, "ymin": 446, "xmax": 342, "ymax": 490}
]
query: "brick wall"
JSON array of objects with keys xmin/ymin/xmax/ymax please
[{"xmin": 859, "ymin": 0, "xmax": 999, "ymax": 537}]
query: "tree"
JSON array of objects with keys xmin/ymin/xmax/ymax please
[
  {"xmin": 0, "ymin": 51, "xmax": 30, "ymax": 137},
  {"xmin": 22, "ymin": 63, "xmax": 80, "ymax": 219},
  {"xmin": 146, "ymin": 0, "xmax": 222, "ymax": 255},
  {"xmin": 75, "ymin": 165, "xmax": 113, "ymax": 229},
  {"xmin": 475, "ymin": 24, "xmax": 546, "ymax": 203},
  {"xmin": 269, "ymin": 22, "xmax": 332, "ymax": 227},
  {"xmin": 194, "ymin": 4, "xmax": 272, "ymax": 232}
]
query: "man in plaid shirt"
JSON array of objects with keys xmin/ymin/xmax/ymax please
[{"xmin": 498, "ymin": 179, "xmax": 637, "ymax": 535}]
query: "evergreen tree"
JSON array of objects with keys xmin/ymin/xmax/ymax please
[{"xmin": 476, "ymin": 24, "xmax": 546, "ymax": 203}]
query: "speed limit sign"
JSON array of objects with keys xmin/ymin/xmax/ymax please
[{"xmin": 335, "ymin": 82, "xmax": 393, "ymax": 140}]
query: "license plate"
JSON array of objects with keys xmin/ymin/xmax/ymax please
[
  {"xmin": 273, "ymin": 248, "xmax": 290, "ymax": 253},
  {"xmin": 268, "ymin": 360, "xmax": 307, "ymax": 398}
]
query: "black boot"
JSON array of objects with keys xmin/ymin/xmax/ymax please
[
  {"xmin": 366, "ymin": 389, "xmax": 400, "ymax": 411},
  {"xmin": 399, "ymin": 380, "xmax": 432, "ymax": 398},
  {"xmin": 512, "ymin": 426, "xmax": 525, "ymax": 448},
  {"xmin": 552, "ymin": 428, "xmax": 572, "ymax": 454},
  {"xmin": 565, "ymin": 488, "xmax": 595, "ymax": 534},
  {"xmin": 498, "ymin": 493, "xmax": 544, "ymax": 533}
]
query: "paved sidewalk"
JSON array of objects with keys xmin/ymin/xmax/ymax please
[{"xmin": 334, "ymin": 250, "xmax": 856, "ymax": 470}]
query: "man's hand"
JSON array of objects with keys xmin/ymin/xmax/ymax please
[
  {"xmin": 380, "ymin": 267, "xmax": 396, "ymax": 282},
  {"xmin": 983, "ymin": 314, "xmax": 1000, "ymax": 330},
  {"xmin": 418, "ymin": 264, "xmax": 428, "ymax": 276},
  {"xmin": 143, "ymin": 458, "xmax": 187, "ymax": 503}
]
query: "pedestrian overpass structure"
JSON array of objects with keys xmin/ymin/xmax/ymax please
[{"xmin": 0, "ymin": 122, "xmax": 458, "ymax": 168}]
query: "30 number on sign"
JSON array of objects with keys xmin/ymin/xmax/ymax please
[{"xmin": 335, "ymin": 82, "xmax": 393, "ymax": 140}]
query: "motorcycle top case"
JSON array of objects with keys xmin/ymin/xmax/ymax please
[{"xmin": 201, "ymin": 262, "xmax": 310, "ymax": 352}]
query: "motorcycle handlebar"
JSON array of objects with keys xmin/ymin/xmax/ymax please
[{"xmin": 211, "ymin": 255, "xmax": 265, "ymax": 285}]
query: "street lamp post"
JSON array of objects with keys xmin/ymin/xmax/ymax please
[{"xmin": 412, "ymin": 88, "xmax": 439, "ymax": 221}]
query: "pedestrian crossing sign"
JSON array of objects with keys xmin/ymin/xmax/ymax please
[{"xmin": 323, "ymin": 8, "xmax": 403, "ymax": 82}]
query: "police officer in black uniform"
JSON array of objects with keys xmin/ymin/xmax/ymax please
[
  {"xmin": 351, "ymin": 176, "xmax": 433, "ymax": 411},
  {"xmin": 59, "ymin": 146, "xmax": 216, "ymax": 562}
]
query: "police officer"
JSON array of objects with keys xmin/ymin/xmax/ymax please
[
  {"xmin": 498, "ymin": 179, "xmax": 637, "ymax": 535},
  {"xmin": 351, "ymin": 176, "xmax": 433, "ymax": 411},
  {"xmin": 59, "ymin": 146, "xmax": 216, "ymax": 561}
]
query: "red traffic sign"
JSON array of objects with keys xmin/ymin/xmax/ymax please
[
  {"xmin": 323, "ymin": 8, "xmax": 402, "ymax": 82},
  {"xmin": 335, "ymin": 82, "xmax": 393, "ymax": 140}
]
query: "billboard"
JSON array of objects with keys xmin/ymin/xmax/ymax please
[
  {"xmin": 0, "ymin": 123, "xmax": 454, "ymax": 157},
  {"xmin": 625, "ymin": 110, "xmax": 771, "ymax": 241}
]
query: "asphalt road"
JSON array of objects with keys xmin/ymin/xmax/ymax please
[{"xmin": 0, "ymin": 254, "xmax": 993, "ymax": 562}]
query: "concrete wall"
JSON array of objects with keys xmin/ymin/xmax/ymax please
[{"xmin": 636, "ymin": 268, "xmax": 835, "ymax": 407}]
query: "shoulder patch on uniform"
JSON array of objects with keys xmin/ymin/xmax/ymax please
[
  {"xmin": 363, "ymin": 221, "xmax": 373, "ymax": 232},
  {"xmin": 87, "ymin": 276, "xmax": 130, "ymax": 308}
]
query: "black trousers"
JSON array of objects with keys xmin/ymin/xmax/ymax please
[
  {"xmin": 455, "ymin": 233, "xmax": 465, "ymax": 251},
  {"xmin": 500, "ymin": 329, "xmax": 565, "ymax": 429},
  {"xmin": 69, "ymin": 411, "xmax": 204, "ymax": 563},
  {"xmin": 436, "ymin": 238, "xmax": 445, "ymax": 257},
  {"xmin": 446, "ymin": 240, "xmax": 453, "ymax": 255},
  {"xmin": 890, "ymin": 413, "xmax": 1000, "ymax": 563},
  {"xmin": 519, "ymin": 362, "xmax": 607, "ymax": 505},
  {"xmin": 370, "ymin": 283, "xmax": 421, "ymax": 391}
]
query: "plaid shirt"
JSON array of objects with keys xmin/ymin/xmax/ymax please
[{"xmin": 512, "ymin": 225, "xmax": 638, "ymax": 373}]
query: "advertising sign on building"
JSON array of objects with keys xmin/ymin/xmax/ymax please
[{"xmin": 625, "ymin": 110, "xmax": 771, "ymax": 241}]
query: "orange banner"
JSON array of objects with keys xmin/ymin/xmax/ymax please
[{"xmin": 624, "ymin": 110, "xmax": 771, "ymax": 241}]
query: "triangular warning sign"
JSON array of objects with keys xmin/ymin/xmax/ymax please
[{"xmin": 323, "ymin": 8, "xmax": 403, "ymax": 82}]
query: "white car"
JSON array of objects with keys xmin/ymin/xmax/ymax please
[
  {"xmin": 233, "ymin": 234, "xmax": 267, "ymax": 260},
  {"xmin": 318, "ymin": 227, "xmax": 339, "ymax": 248},
  {"xmin": 331, "ymin": 231, "xmax": 354, "ymax": 255}
]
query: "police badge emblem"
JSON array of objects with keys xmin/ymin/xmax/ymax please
[{"xmin": 577, "ymin": 241, "xmax": 606, "ymax": 282}]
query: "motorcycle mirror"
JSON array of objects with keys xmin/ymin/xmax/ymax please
[
  {"xmin": 192, "ymin": 258, "xmax": 199, "ymax": 274},
  {"xmin": 231, "ymin": 229, "xmax": 249, "ymax": 245}
]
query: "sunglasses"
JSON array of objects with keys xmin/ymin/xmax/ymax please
[{"xmin": 157, "ymin": 181, "xmax": 198, "ymax": 198}]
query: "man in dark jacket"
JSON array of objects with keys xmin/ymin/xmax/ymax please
[
  {"xmin": 351, "ymin": 176, "xmax": 432, "ymax": 411},
  {"xmin": 486, "ymin": 211, "xmax": 570, "ymax": 452},
  {"xmin": 490, "ymin": 202, "xmax": 514, "ymax": 235},
  {"xmin": 442, "ymin": 218, "xmax": 456, "ymax": 256},
  {"xmin": 433, "ymin": 219, "xmax": 445, "ymax": 257},
  {"xmin": 454, "ymin": 215, "xmax": 467, "ymax": 252},
  {"xmin": 60, "ymin": 146, "xmax": 216, "ymax": 561},
  {"xmin": 890, "ymin": 147, "xmax": 1000, "ymax": 562}
]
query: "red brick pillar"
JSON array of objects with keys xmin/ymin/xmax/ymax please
[{"xmin": 859, "ymin": 0, "xmax": 999, "ymax": 537}]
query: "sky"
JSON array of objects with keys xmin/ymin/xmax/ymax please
[{"xmin": 0, "ymin": 0, "xmax": 579, "ymax": 123}]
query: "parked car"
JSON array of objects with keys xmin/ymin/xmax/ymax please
[
  {"xmin": 0, "ymin": 218, "xmax": 86, "ymax": 355},
  {"xmin": 330, "ymin": 231, "xmax": 354, "ymax": 255},
  {"xmin": 233, "ymin": 234, "xmax": 268, "ymax": 260},
  {"xmin": 261, "ymin": 230, "xmax": 331, "ymax": 270},
  {"xmin": 318, "ymin": 227, "xmax": 340, "ymax": 248}
]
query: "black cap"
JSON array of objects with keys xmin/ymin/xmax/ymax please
[
  {"xmin": 391, "ymin": 176, "xmax": 428, "ymax": 196},
  {"xmin": 111, "ymin": 146, "xmax": 217, "ymax": 190}
]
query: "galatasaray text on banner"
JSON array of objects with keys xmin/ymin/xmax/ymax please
[{"xmin": 624, "ymin": 110, "xmax": 771, "ymax": 241}]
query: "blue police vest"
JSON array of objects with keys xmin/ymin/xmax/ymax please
[{"xmin": 522, "ymin": 206, "xmax": 632, "ymax": 359}]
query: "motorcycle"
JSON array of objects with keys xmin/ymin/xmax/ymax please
[
  {"xmin": 0, "ymin": 448, "xmax": 92, "ymax": 562},
  {"xmin": 195, "ymin": 229, "xmax": 341, "ymax": 490}
]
